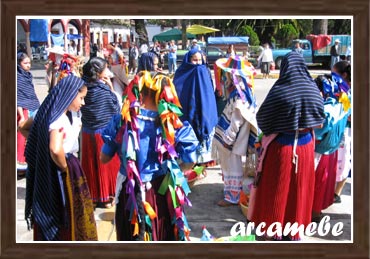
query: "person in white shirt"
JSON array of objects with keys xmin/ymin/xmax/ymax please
[{"xmin": 257, "ymin": 43, "xmax": 274, "ymax": 79}]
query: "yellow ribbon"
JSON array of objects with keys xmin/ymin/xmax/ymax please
[
  {"xmin": 338, "ymin": 92, "xmax": 351, "ymax": 112},
  {"xmin": 121, "ymin": 98, "xmax": 131, "ymax": 122},
  {"xmin": 160, "ymin": 112, "xmax": 183, "ymax": 144},
  {"xmin": 143, "ymin": 201, "xmax": 157, "ymax": 220}
]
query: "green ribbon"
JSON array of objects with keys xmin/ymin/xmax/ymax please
[
  {"xmin": 158, "ymin": 174, "xmax": 171, "ymax": 195},
  {"xmin": 228, "ymin": 234, "xmax": 256, "ymax": 241},
  {"xmin": 168, "ymin": 185, "xmax": 178, "ymax": 208},
  {"xmin": 193, "ymin": 165, "xmax": 205, "ymax": 176},
  {"xmin": 158, "ymin": 100, "xmax": 183, "ymax": 116}
]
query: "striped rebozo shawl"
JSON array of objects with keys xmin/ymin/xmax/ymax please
[
  {"xmin": 25, "ymin": 75, "xmax": 85, "ymax": 241},
  {"xmin": 80, "ymin": 80, "xmax": 120, "ymax": 131},
  {"xmin": 257, "ymin": 52, "xmax": 325, "ymax": 135},
  {"xmin": 17, "ymin": 65, "xmax": 40, "ymax": 111}
]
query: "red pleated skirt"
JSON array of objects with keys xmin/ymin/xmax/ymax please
[
  {"xmin": 17, "ymin": 109, "xmax": 28, "ymax": 164},
  {"xmin": 312, "ymin": 151, "xmax": 338, "ymax": 213},
  {"xmin": 81, "ymin": 132, "xmax": 120, "ymax": 203},
  {"xmin": 252, "ymin": 135, "xmax": 315, "ymax": 240}
]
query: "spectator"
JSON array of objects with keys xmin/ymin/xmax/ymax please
[
  {"xmin": 23, "ymin": 75, "xmax": 98, "ymax": 241},
  {"xmin": 330, "ymin": 39, "xmax": 341, "ymax": 69},
  {"xmin": 139, "ymin": 42, "xmax": 149, "ymax": 55},
  {"xmin": 106, "ymin": 43, "xmax": 129, "ymax": 101},
  {"xmin": 174, "ymin": 48, "xmax": 218, "ymax": 167},
  {"xmin": 100, "ymin": 71, "xmax": 199, "ymax": 241},
  {"xmin": 257, "ymin": 43, "xmax": 274, "ymax": 79},
  {"xmin": 167, "ymin": 40, "xmax": 177, "ymax": 74},
  {"xmin": 251, "ymin": 52, "xmax": 325, "ymax": 240},
  {"xmin": 334, "ymin": 61, "xmax": 352, "ymax": 203},
  {"xmin": 17, "ymin": 52, "xmax": 40, "ymax": 173},
  {"xmin": 137, "ymin": 52, "xmax": 160, "ymax": 73},
  {"xmin": 292, "ymin": 39, "xmax": 303, "ymax": 56},
  {"xmin": 345, "ymin": 45, "xmax": 351, "ymax": 62},
  {"xmin": 129, "ymin": 42, "xmax": 139, "ymax": 74},
  {"xmin": 311, "ymin": 60, "xmax": 351, "ymax": 222},
  {"xmin": 80, "ymin": 57, "xmax": 121, "ymax": 209},
  {"xmin": 226, "ymin": 44, "xmax": 236, "ymax": 58},
  {"xmin": 190, "ymin": 39, "xmax": 201, "ymax": 51}
]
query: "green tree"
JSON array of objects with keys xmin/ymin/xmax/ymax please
[
  {"xmin": 276, "ymin": 24, "xmax": 299, "ymax": 48},
  {"xmin": 237, "ymin": 25, "xmax": 260, "ymax": 46},
  {"xmin": 328, "ymin": 19, "xmax": 351, "ymax": 34}
]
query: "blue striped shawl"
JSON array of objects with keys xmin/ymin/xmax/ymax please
[
  {"xmin": 25, "ymin": 75, "xmax": 85, "ymax": 240},
  {"xmin": 80, "ymin": 81, "xmax": 120, "ymax": 131},
  {"xmin": 257, "ymin": 52, "xmax": 325, "ymax": 135},
  {"xmin": 17, "ymin": 65, "xmax": 40, "ymax": 111}
]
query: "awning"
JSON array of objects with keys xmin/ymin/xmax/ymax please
[
  {"xmin": 186, "ymin": 24, "xmax": 220, "ymax": 35},
  {"xmin": 67, "ymin": 34, "xmax": 84, "ymax": 40},
  {"xmin": 152, "ymin": 28, "xmax": 195, "ymax": 42},
  {"xmin": 29, "ymin": 19, "xmax": 49, "ymax": 42},
  {"xmin": 208, "ymin": 36, "xmax": 249, "ymax": 45}
]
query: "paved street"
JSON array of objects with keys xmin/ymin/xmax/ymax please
[{"xmin": 16, "ymin": 60, "xmax": 352, "ymax": 242}]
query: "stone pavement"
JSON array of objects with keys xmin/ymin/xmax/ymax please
[
  {"xmin": 16, "ymin": 60, "xmax": 351, "ymax": 242},
  {"xmin": 17, "ymin": 165, "xmax": 352, "ymax": 242}
]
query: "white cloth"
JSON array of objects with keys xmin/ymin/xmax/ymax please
[
  {"xmin": 49, "ymin": 111, "xmax": 81, "ymax": 154},
  {"xmin": 336, "ymin": 127, "xmax": 351, "ymax": 181}
]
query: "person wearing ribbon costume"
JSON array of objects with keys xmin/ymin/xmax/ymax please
[
  {"xmin": 212, "ymin": 55, "xmax": 259, "ymax": 207},
  {"xmin": 251, "ymin": 52, "xmax": 325, "ymax": 240},
  {"xmin": 80, "ymin": 57, "xmax": 121, "ymax": 208},
  {"xmin": 333, "ymin": 61, "xmax": 351, "ymax": 203},
  {"xmin": 173, "ymin": 49, "xmax": 218, "ymax": 167},
  {"xmin": 311, "ymin": 60, "xmax": 351, "ymax": 221},
  {"xmin": 100, "ymin": 69, "xmax": 199, "ymax": 241},
  {"xmin": 24, "ymin": 75, "xmax": 98, "ymax": 241},
  {"xmin": 17, "ymin": 52, "xmax": 40, "ymax": 172}
]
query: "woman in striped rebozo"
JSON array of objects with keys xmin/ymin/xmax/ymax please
[
  {"xmin": 251, "ymin": 51, "xmax": 325, "ymax": 241},
  {"xmin": 24, "ymin": 75, "xmax": 97, "ymax": 241},
  {"xmin": 17, "ymin": 52, "xmax": 40, "ymax": 173},
  {"xmin": 80, "ymin": 57, "xmax": 121, "ymax": 208}
]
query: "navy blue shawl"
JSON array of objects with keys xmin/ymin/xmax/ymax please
[
  {"xmin": 137, "ymin": 52, "xmax": 157, "ymax": 73},
  {"xmin": 257, "ymin": 52, "xmax": 325, "ymax": 135},
  {"xmin": 173, "ymin": 49, "xmax": 218, "ymax": 142},
  {"xmin": 80, "ymin": 80, "xmax": 120, "ymax": 131},
  {"xmin": 25, "ymin": 75, "xmax": 85, "ymax": 240},
  {"xmin": 17, "ymin": 65, "xmax": 40, "ymax": 111}
]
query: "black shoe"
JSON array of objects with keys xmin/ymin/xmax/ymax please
[{"xmin": 333, "ymin": 194, "xmax": 341, "ymax": 203}]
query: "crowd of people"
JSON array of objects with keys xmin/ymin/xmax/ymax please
[{"xmin": 17, "ymin": 39, "xmax": 351, "ymax": 241}]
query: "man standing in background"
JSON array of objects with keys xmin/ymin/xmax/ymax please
[
  {"xmin": 330, "ymin": 39, "xmax": 341, "ymax": 68},
  {"xmin": 167, "ymin": 40, "xmax": 177, "ymax": 74}
]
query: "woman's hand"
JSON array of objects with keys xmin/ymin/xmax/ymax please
[{"xmin": 102, "ymin": 77, "xmax": 114, "ymax": 91}]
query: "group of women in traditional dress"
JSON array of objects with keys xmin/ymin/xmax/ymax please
[{"xmin": 17, "ymin": 46, "xmax": 351, "ymax": 241}]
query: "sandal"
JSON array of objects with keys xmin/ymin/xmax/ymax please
[{"xmin": 217, "ymin": 199, "xmax": 238, "ymax": 207}]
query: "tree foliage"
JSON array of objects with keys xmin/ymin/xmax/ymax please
[
  {"xmin": 276, "ymin": 24, "xmax": 299, "ymax": 48},
  {"xmin": 328, "ymin": 19, "xmax": 351, "ymax": 34},
  {"xmin": 134, "ymin": 19, "xmax": 350, "ymax": 48},
  {"xmin": 237, "ymin": 25, "xmax": 260, "ymax": 46}
]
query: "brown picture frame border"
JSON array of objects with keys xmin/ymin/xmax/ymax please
[{"xmin": 2, "ymin": 1, "xmax": 369, "ymax": 258}]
